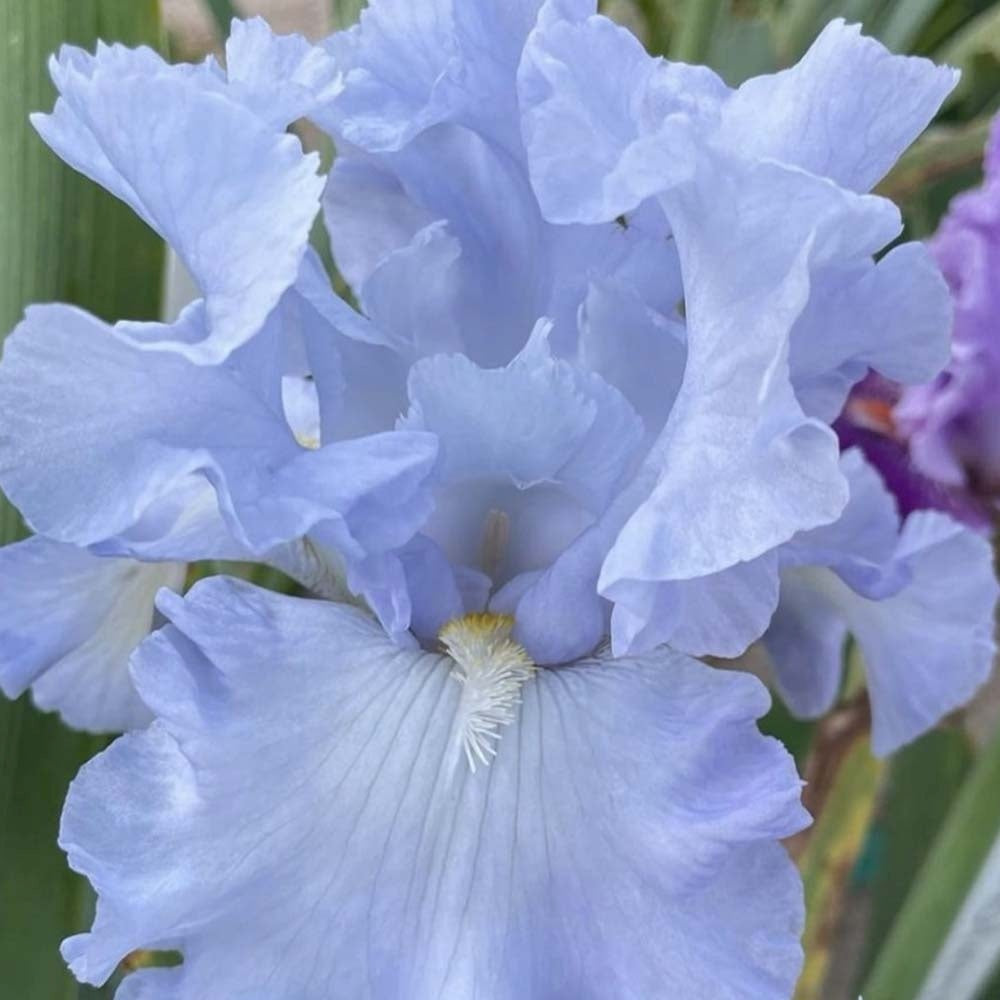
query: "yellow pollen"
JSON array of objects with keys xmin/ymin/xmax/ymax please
[
  {"xmin": 295, "ymin": 431, "xmax": 321, "ymax": 450},
  {"xmin": 439, "ymin": 613, "xmax": 536, "ymax": 773}
]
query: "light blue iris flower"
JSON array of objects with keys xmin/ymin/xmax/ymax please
[
  {"xmin": 0, "ymin": 2, "xmax": 995, "ymax": 997},
  {"xmin": 766, "ymin": 448, "xmax": 998, "ymax": 756}
]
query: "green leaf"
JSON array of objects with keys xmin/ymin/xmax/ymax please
[
  {"xmin": 668, "ymin": 0, "xmax": 727, "ymax": 64},
  {"xmin": 777, "ymin": 0, "xmax": 843, "ymax": 63},
  {"xmin": 203, "ymin": 0, "xmax": 238, "ymax": 38},
  {"xmin": 632, "ymin": 0, "xmax": 672, "ymax": 56},
  {"xmin": 0, "ymin": 700, "xmax": 108, "ymax": 1000},
  {"xmin": 863, "ymin": 722, "xmax": 1000, "ymax": 1000},
  {"xmin": 977, "ymin": 956, "xmax": 1000, "ymax": 1000},
  {"xmin": 0, "ymin": 1, "xmax": 165, "ymax": 335},
  {"xmin": 914, "ymin": 832, "xmax": 1000, "ymax": 999},
  {"xmin": 759, "ymin": 697, "xmax": 816, "ymax": 770},
  {"xmin": 878, "ymin": 0, "xmax": 943, "ymax": 52},
  {"xmin": 331, "ymin": 0, "xmax": 367, "ymax": 30},
  {"xmin": 937, "ymin": 5, "xmax": 1000, "ymax": 111},
  {"xmin": 708, "ymin": 13, "xmax": 778, "ymax": 85},
  {"xmin": 876, "ymin": 115, "xmax": 991, "ymax": 235},
  {"xmin": 836, "ymin": 0, "xmax": 896, "ymax": 33},
  {"xmin": 912, "ymin": 0, "xmax": 1000, "ymax": 58},
  {"xmin": 855, "ymin": 727, "xmax": 975, "ymax": 990},
  {"xmin": 0, "ymin": 2, "xmax": 163, "ymax": 996}
]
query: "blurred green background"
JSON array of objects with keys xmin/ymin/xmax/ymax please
[{"xmin": 1, "ymin": 1, "xmax": 999, "ymax": 998}]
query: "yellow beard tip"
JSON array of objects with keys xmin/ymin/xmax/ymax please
[
  {"xmin": 439, "ymin": 611, "xmax": 515, "ymax": 645},
  {"xmin": 438, "ymin": 613, "xmax": 535, "ymax": 773}
]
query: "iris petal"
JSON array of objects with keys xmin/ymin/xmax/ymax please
[{"xmin": 62, "ymin": 577, "xmax": 807, "ymax": 999}]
